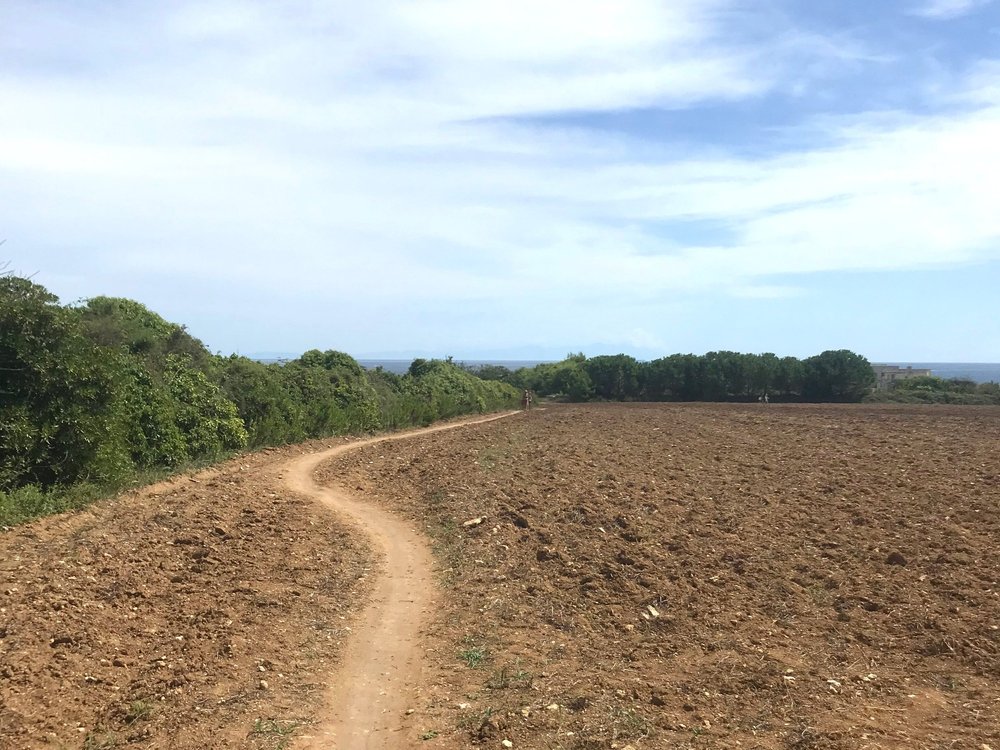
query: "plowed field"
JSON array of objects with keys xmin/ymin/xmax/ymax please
[
  {"xmin": 2, "ymin": 403, "xmax": 999, "ymax": 750},
  {"xmin": 324, "ymin": 403, "xmax": 1000, "ymax": 749},
  {"xmin": 0, "ymin": 441, "xmax": 373, "ymax": 749}
]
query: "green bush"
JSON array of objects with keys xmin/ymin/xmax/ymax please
[
  {"xmin": 0, "ymin": 276, "xmax": 523, "ymax": 526},
  {"xmin": 0, "ymin": 482, "xmax": 105, "ymax": 527},
  {"xmin": 404, "ymin": 359, "xmax": 519, "ymax": 421},
  {"xmin": 218, "ymin": 356, "xmax": 305, "ymax": 447},
  {"xmin": 163, "ymin": 355, "xmax": 248, "ymax": 458},
  {"xmin": 875, "ymin": 376, "xmax": 1000, "ymax": 405}
]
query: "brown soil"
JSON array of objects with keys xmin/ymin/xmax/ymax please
[
  {"xmin": 2, "ymin": 403, "xmax": 999, "ymax": 750},
  {"xmin": 0, "ymin": 413, "xmax": 515, "ymax": 750},
  {"xmin": 0, "ymin": 439, "xmax": 374, "ymax": 749},
  {"xmin": 321, "ymin": 403, "xmax": 1000, "ymax": 750}
]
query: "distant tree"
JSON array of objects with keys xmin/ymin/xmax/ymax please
[
  {"xmin": 803, "ymin": 350, "xmax": 875, "ymax": 402},
  {"xmin": 746, "ymin": 353, "xmax": 779, "ymax": 399},
  {"xmin": 773, "ymin": 356, "xmax": 806, "ymax": 399},
  {"xmin": 641, "ymin": 354, "xmax": 705, "ymax": 401},
  {"xmin": 407, "ymin": 358, "xmax": 433, "ymax": 378},
  {"xmin": 700, "ymin": 352, "xmax": 730, "ymax": 401},
  {"xmin": 549, "ymin": 361, "xmax": 594, "ymax": 401},
  {"xmin": 640, "ymin": 356, "xmax": 681, "ymax": 400},
  {"xmin": 468, "ymin": 364, "xmax": 515, "ymax": 384},
  {"xmin": 583, "ymin": 354, "xmax": 640, "ymax": 400}
]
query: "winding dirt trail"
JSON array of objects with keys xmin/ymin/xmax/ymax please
[{"xmin": 283, "ymin": 412, "xmax": 517, "ymax": 749}]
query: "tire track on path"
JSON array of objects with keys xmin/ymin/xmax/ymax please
[{"xmin": 284, "ymin": 411, "xmax": 518, "ymax": 749}]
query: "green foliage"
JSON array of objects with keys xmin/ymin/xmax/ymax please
[
  {"xmin": 550, "ymin": 361, "xmax": 594, "ymax": 401},
  {"xmin": 874, "ymin": 375, "xmax": 1000, "ymax": 405},
  {"xmin": 0, "ymin": 482, "xmax": 105, "ymax": 527},
  {"xmin": 1, "ymin": 275, "xmax": 517, "ymax": 526},
  {"xmin": 802, "ymin": 350, "xmax": 876, "ymax": 402},
  {"xmin": 217, "ymin": 356, "xmax": 305, "ymax": 447},
  {"xmin": 163, "ymin": 355, "xmax": 248, "ymax": 457},
  {"xmin": 366, "ymin": 366, "xmax": 419, "ymax": 431},
  {"xmin": 402, "ymin": 359, "xmax": 520, "ymax": 424},
  {"xmin": 76, "ymin": 296, "xmax": 213, "ymax": 374},
  {"xmin": 0, "ymin": 277, "xmax": 135, "ymax": 488},
  {"xmin": 116, "ymin": 356, "xmax": 188, "ymax": 468},
  {"xmin": 583, "ymin": 354, "xmax": 640, "ymax": 400},
  {"xmin": 514, "ymin": 359, "xmax": 593, "ymax": 401},
  {"xmin": 520, "ymin": 349, "xmax": 876, "ymax": 403},
  {"xmin": 459, "ymin": 644, "xmax": 489, "ymax": 668},
  {"xmin": 773, "ymin": 356, "xmax": 806, "ymax": 399},
  {"xmin": 278, "ymin": 349, "xmax": 381, "ymax": 435},
  {"xmin": 642, "ymin": 354, "xmax": 702, "ymax": 401},
  {"xmin": 465, "ymin": 363, "xmax": 515, "ymax": 385}
]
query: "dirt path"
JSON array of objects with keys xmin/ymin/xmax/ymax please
[{"xmin": 283, "ymin": 412, "xmax": 517, "ymax": 749}]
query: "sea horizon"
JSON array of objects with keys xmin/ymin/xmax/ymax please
[{"xmin": 874, "ymin": 362, "xmax": 1000, "ymax": 383}]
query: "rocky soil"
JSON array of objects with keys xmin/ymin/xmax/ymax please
[
  {"xmin": 323, "ymin": 403, "xmax": 1000, "ymax": 750},
  {"xmin": 3, "ymin": 403, "xmax": 999, "ymax": 750},
  {"xmin": 0, "ymin": 440, "xmax": 372, "ymax": 749}
]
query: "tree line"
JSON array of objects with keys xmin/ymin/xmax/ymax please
[
  {"xmin": 877, "ymin": 375, "xmax": 1000, "ymax": 405},
  {"xmin": 0, "ymin": 276, "xmax": 519, "ymax": 525},
  {"xmin": 470, "ymin": 350, "xmax": 878, "ymax": 403}
]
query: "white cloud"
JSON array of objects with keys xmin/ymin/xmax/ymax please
[
  {"xmin": 1, "ymin": 1, "xmax": 999, "ymax": 355},
  {"xmin": 910, "ymin": 0, "xmax": 995, "ymax": 19}
]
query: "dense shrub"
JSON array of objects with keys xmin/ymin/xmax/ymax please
[
  {"xmin": 872, "ymin": 376, "xmax": 1000, "ymax": 405},
  {"xmin": 405, "ymin": 359, "xmax": 520, "ymax": 424},
  {"xmin": 0, "ymin": 276, "xmax": 519, "ymax": 525},
  {"xmin": 218, "ymin": 356, "xmax": 305, "ymax": 447},
  {"xmin": 0, "ymin": 278, "xmax": 136, "ymax": 488}
]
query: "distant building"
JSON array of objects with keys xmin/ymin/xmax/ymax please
[{"xmin": 872, "ymin": 364, "xmax": 933, "ymax": 390}]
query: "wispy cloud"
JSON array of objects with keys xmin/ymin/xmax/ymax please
[
  {"xmin": 910, "ymin": 0, "xmax": 995, "ymax": 19},
  {"xmin": 1, "ymin": 1, "xmax": 998, "ymax": 356}
]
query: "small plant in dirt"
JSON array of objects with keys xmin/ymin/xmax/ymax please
[
  {"xmin": 486, "ymin": 662, "xmax": 533, "ymax": 690},
  {"xmin": 610, "ymin": 707, "xmax": 653, "ymax": 740},
  {"xmin": 477, "ymin": 446, "xmax": 503, "ymax": 471},
  {"xmin": 931, "ymin": 674, "xmax": 963, "ymax": 692},
  {"xmin": 419, "ymin": 729, "xmax": 439, "ymax": 740},
  {"xmin": 457, "ymin": 705, "xmax": 494, "ymax": 730},
  {"xmin": 82, "ymin": 730, "xmax": 118, "ymax": 750},
  {"xmin": 460, "ymin": 644, "xmax": 488, "ymax": 668},
  {"xmin": 428, "ymin": 517, "xmax": 465, "ymax": 578},
  {"xmin": 250, "ymin": 718, "xmax": 302, "ymax": 748},
  {"xmin": 124, "ymin": 699, "xmax": 153, "ymax": 725},
  {"xmin": 424, "ymin": 488, "xmax": 448, "ymax": 509}
]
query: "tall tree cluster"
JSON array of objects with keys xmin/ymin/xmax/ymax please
[{"xmin": 474, "ymin": 350, "xmax": 877, "ymax": 403}]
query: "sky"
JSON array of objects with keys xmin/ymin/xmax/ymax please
[{"xmin": 2, "ymin": 0, "xmax": 999, "ymax": 362}]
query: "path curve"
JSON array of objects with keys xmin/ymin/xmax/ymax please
[{"xmin": 284, "ymin": 411, "xmax": 518, "ymax": 749}]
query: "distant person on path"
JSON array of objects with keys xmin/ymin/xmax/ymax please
[
  {"xmin": 758, "ymin": 392, "xmax": 770, "ymax": 405},
  {"xmin": 522, "ymin": 389, "xmax": 533, "ymax": 411}
]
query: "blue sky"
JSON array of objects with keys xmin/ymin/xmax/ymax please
[{"xmin": 2, "ymin": 0, "xmax": 999, "ymax": 361}]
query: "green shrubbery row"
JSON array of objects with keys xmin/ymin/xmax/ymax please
[
  {"xmin": 473, "ymin": 350, "xmax": 877, "ymax": 403},
  {"xmin": 871, "ymin": 375, "xmax": 1000, "ymax": 405},
  {"xmin": 0, "ymin": 276, "xmax": 519, "ymax": 525}
]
